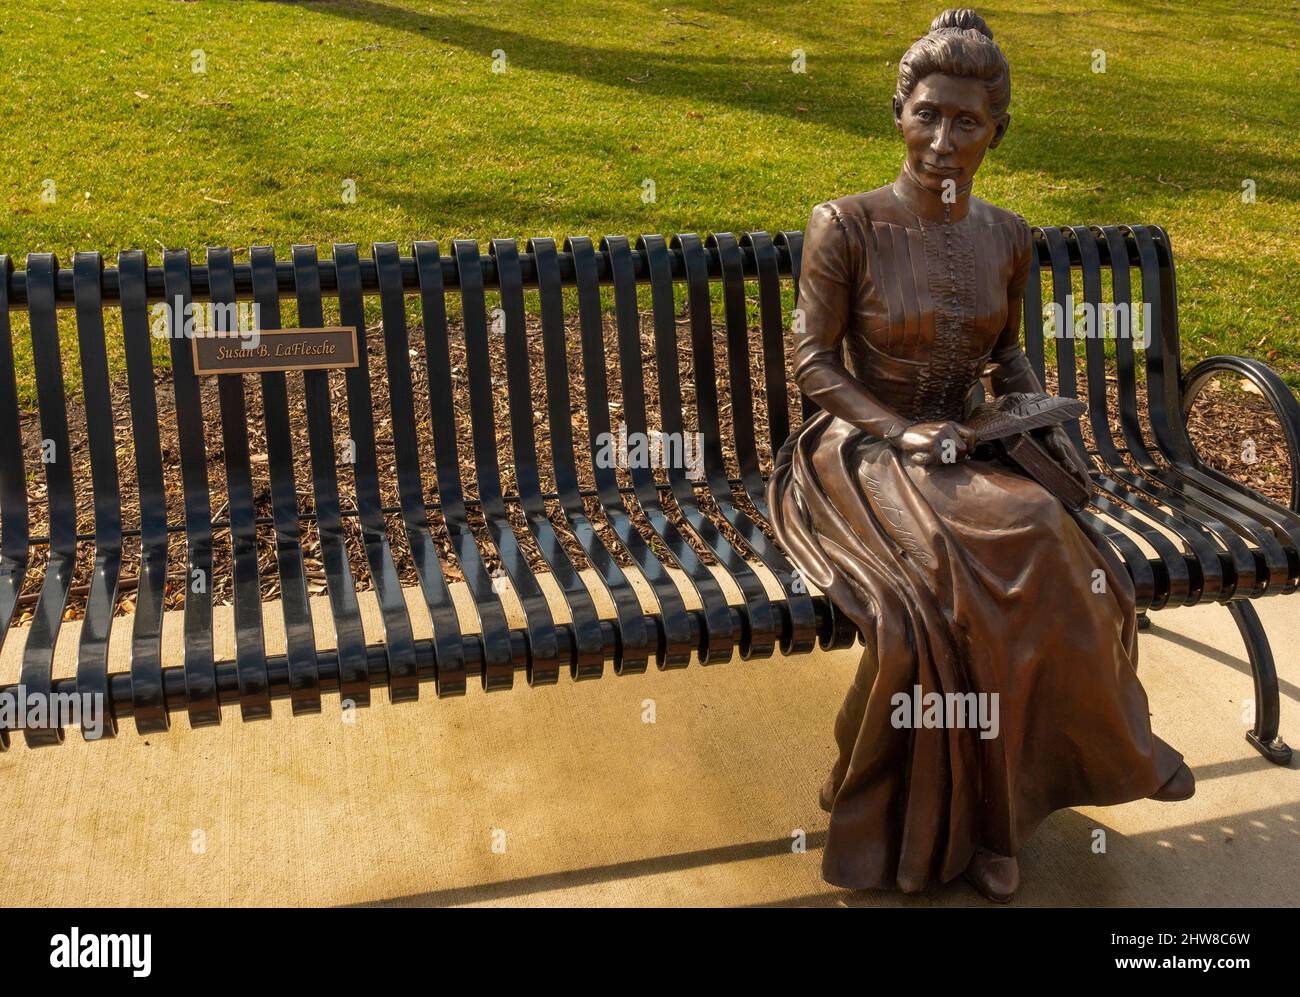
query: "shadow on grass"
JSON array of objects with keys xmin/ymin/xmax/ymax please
[
  {"xmin": 268, "ymin": 0, "xmax": 1300, "ymax": 203},
  {"xmin": 273, "ymin": 0, "xmax": 897, "ymax": 141}
]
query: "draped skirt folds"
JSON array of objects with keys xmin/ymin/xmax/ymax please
[{"xmin": 766, "ymin": 410, "xmax": 1184, "ymax": 893}]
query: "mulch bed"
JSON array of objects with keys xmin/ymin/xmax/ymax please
[{"xmin": 9, "ymin": 311, "xmax": 1293, "ymax": 627}]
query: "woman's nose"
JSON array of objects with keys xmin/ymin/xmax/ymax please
[{"xmin": 930, "ymin": 119, "xmax": 955, "ymax": 155}]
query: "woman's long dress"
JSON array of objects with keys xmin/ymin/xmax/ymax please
[{"xmin": 766, "ymin": 186, "xmax": 1185, "ymax": 893}]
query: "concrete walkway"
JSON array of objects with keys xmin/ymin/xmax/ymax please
[{"xmin": 1, "ymin": 579, "xmax": 1297, "ymax": 907}]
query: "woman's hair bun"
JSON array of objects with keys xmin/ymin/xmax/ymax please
[
  {"xmin": 929, "ymin": 8, "xmax": 993, "ymax": 40},
  {"xmin": 896, "ymin": 7, "xmax": 1009, "ymax": 119}
]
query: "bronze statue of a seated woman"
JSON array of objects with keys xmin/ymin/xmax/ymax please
[{"xmin": 766, "ymin": 7, "xmax": 1195, "ymax": 903}]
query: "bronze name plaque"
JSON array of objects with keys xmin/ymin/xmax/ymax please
[{"xmin": 191, "ymin": 327, "xmax": 359, "ymax": 375}]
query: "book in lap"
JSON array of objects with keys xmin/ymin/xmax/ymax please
[{"xmin": 967, "ymin": 393, "xmax": 1093, "ymax": 510}]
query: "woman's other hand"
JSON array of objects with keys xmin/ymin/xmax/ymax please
[
  {"xmin": 1040, "ymin": 425, "xmax": 1095, "ymax": 491},
  {"xmin": 888, "ymin": 421, "xmax": 978, "ymax": 466}
]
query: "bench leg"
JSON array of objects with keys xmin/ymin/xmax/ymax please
[{"xmin": 1228, "ymin": 602, "xmax": 1293, "ymax": 765}]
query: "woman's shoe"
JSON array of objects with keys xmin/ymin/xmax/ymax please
[
  {"xmin": 1149, "ymin": 762, "xmax": 1196, "ymax": 801},
  {"xmin": 963, "ymin": 847, "xmax": 1020, "ymax": 903},
  {"xmin": 818, "ymin": 774, "xmax": 836, "ymax": 813}
]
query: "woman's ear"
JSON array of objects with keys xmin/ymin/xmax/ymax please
[
  {"xmin": 988, "ymin": 113, "xmax": 1011, "ymax": 149},
  {"xmin": 893, "ymin": 97, "xmax": 904, "ymax": 133}
]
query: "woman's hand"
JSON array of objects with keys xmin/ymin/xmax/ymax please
[
  {"xmin": 1040, "ymin": 424, "xmax": 1095, "ymax": 489},
  {"xmin": 888, "ymin": 421, "xmax": 978, "ymax": 466}
]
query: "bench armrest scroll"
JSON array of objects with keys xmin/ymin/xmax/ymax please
[{"xmin": 1182, "ymin": 355, "xmax": 1300, "ymax": 513}]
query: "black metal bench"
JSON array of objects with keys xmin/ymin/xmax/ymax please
[{"xmin": 0, "ymin": 225, "xmax": 1294, "ymax": 764}]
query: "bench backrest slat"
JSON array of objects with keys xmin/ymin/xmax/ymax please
[
  {"xmin": 643, "ymin": 234, "xmax": 779, "ymax": 659},
  {"xmin": 417, "ymin": 241, "xmax": 514, "ymax": 689},
  {"xmin": 71, "ymin": 252, "xmax": 122, "ymax": 739},
  {"xmin": 251, "ymin": 245, "xmax": 321, "ymax": 716},
  {"xmin": 20, "ymin": 254, "xmax": 76, "ymax": 746},
  {"xmin": 403, "ymin": 244, "xmax": 470, "ymax": 696},
  {"xmin": 161, "ymin": 251, "xmax": 219, "ymax": 728},
  {"xmin": 209, "ymin": 247, "xmax": 272, "ymax": 721},
  {"xmin": 746, "ymin": 231, "xmax": 792, "ymax": 464},
  {"xmin": 292, "ymin": 245, "xmax": 372, "ymax": 705},
  {"xmin": 337, "ymin": 244, "xmax": 420, "ymax": 703},
  {"xmin": 712, "ymin": 233, "xmax": 765, "ymax": 506},
  {"xmin": 455, "ymin": 239, "xmax": 560, "ymax": 683},
  {"xmin": 0, "ymin": 256, "xmax": 29, "ymax": 652},
  {"xmin": 495, "ymin": 238, "xmax": 605, "ymax": 680},
  {"xmin": 120, "ymin": 249, "xmax": 169, "ymax": 734}
]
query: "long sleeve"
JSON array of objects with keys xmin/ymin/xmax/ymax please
[
  {"xmin": 987, "ymin": 215, "xmax": 1044, "ymax": 395},
  {"xmin": 793, "ymin": 202, "xmax": 910, "ymax": 439}
]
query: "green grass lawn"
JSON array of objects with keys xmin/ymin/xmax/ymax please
[{"xmin": 1, "ymin": 0, "xmax": 1297, "ymax": 392}]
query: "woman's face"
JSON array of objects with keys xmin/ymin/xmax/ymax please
[{"xmin": 895, "ymin": 73, "xmax": 1008, "ymax": 194}]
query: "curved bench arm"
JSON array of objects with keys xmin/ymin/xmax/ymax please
[{"xmin": 1182, "ymin": 355, "xmax": 1300, "ymax": 513}]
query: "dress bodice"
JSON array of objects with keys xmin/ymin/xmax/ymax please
[{"xmin": 793, "ymin": 184, "xmax": 1035, "ymax": 429}]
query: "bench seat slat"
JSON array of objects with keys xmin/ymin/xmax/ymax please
[
  {"xmin": 641, "ymin": 233, "xmax": 778, "ymax": 660},
  {"xmin": 373, "ymin": 241, "xmax": 466, "ymax": 697},
  {"xmin": 570, "ymin": 237, "xmax": 695, "ymax": 668},
  {"xmin": 775, "ymin": 229, "xmax": 863, "ymax": 649},
  {"xmin": 534, "ymin": 237, "xmax": 653, "ymax": 674},
  {"xmin": 336, "ymin": 244, "xmax": 420, "ymax": 703},
  {"xmin": 492, "ymin": 238, "xmax": 606, "ymax": 680},
  {"xmin": 416, "ymin": 243, "xmax": 517, "ymax": 690},
  {"xmin": 1039, "ymin": 227, "xmax": 1280, "ymax": 597},
  {"xmin": 748, "ymin": 231, "xmax": 792, "ymax": 462},
  {"xmin": 452, "ymin": 240, "xmax": 560, "ymax": 685},
  {"xmin": 1087, "ymin": 491, "xmax": 1183, "ymax": 610},
  {"xmin": 676, "ymin": 233, "xmax": 818, "ymax": 656},
  {"xmin": 1080, "ymin": 509, "xmax": 1157, "ymax": 607},
  {"xmin": 1069, "ymin": 229, "xmax": 1222, "ymax": 603},
  {"xmin": 1137, "ymin": 226, "xmax": 1300, "ymax": 579},
  {"xmin": 605, "ymin": 235, "xmax": 739, "ymax": 664}
]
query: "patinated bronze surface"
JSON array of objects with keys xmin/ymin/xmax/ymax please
[{"xmin": 766, "ymin": 8, "xmax": 1192, "ymax": 901}]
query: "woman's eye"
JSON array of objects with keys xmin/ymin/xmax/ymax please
[{"xmin": 960, "ymin": 117, "xmax": 978, "ymax": 128}]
